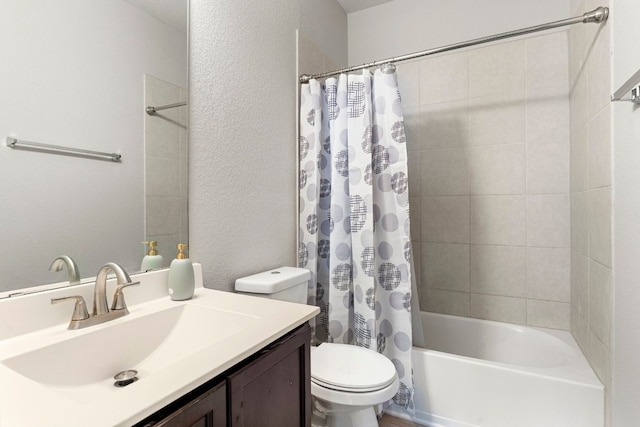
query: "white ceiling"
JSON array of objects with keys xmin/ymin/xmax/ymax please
[{"xmin": 337, "ymin": 0, "xmax": 395, "ymax": 14}]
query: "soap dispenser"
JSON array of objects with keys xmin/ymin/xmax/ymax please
[
  {"xmin": 168, "ymin": 243, "xmax": 195, "ymax": 301},
  {"xmin": 141, "ymin": 241, "xmax": 164, "ymax": 272}
]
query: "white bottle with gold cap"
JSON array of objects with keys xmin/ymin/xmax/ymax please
[
  {"xmin": 141, "ymin": 241, "xmax": 164, "ymax": 272},
  {"xmin": 167, "ymin": 243, "xmax": 195, "ymax": 301}
]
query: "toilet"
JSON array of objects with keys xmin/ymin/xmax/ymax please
[{"xmin": 235, "ymin": 267, "xmax": 399, "ymax": 427}]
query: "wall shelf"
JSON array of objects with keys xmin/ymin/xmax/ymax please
[{"xmin": 612, "ymin": 68, "xmax": 640, "ymax": 104}]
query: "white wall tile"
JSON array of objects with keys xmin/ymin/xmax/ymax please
[
  {"xmin": 469, "ymin": 41, "xmax": 525, "ymax": 98},
  {"xmin": 588, "ymin": 104, "xmax": 612, "ymax": 188},
  {"xmin": 527, "ymin": 300, "xmax": 570, "ymax": 329},
  {"xmin": 527, "ymin": 247, "xmax": 570, "ymax": 302},
  {"xmin": 467, "ymin": 94, "xmax": 526, "ymax": 146},
  {"xmin": 571, "ymin": 305, "xmax": 589, "ymax": 354},
  {"xmin": 586, "ymin": 23, "xmax": 611, "ymax": 118},
  {"xmin": 588, "ymin": 187, "xmax": 612, "ymax": 267},
  {"xmin": 403, "ymin": 106, "xmax": 422, "ymax": 152},
  {"xmin": 421, "ymin": 148, "xmax": 469, "ymax": 196},
  {"xmin": 470, "ymin": 294, "xmax": 526, "ymax": 324},
  {"xmin": 526, "ymin": 32, "xmax": 570, "ymax": 98},
  {"xmin": 570, "ymin": 125, "xmax": 589, "ymax": 192},
  {"xmin": 588, "ymin": 259, "xmax": 612, "ymax": 347},
  {"xmin": 422, "ymin": 196, "xmax": 470, "ymax": 243},
  {"xmin": 526, "ymin": 96, "xmax": 570, "ymax": 143},
  {"xmin": 409, "ymin": 196, "xmax": 421, "ymax": 241},
  {"xmin": 470, "ymin": 195, "xmax": 526, "ymax": 245},
  {"xmin": 571, "ymin": 252, "xmax": 589, "ymax": 318},
  {"xmin": 568, "ymin": 8, "xmax": 587, "ymax": 83},
  {"xmin": 396, "ymin": 61, "xmax": 420, "ymax": 108},
  {"xmin": 423, "ymin": 242, "xmax": 470, "ymax": 292},
  {"xmin": 146, "ymin": 196, "xmax": 180, "ymax": 236},
  {"xmin": 424, "ymin": 289, "xmax": 469, "ymax": 317},
  {"xmin": 571, "ymin": 191, "xmax": 589, "ymax": 255},
  {"xmin": 570, "ymin": 71, "xmax": 588, "ymax": 131},
  {"xmin": 420, "ymin": 53, "xmax": 468, "ymax": 104},
  {"xmin": 527, "ymin": 194, "xmax": 570, "ymax": 247},
  {"xmin": 469, "ymin": 144, "xmax": 526, "ymax": 195},
  {"xmin": 146, "ymin": 157, "xmax": 181, "ymax": 197},
  {"xmin": 527, "ymin": 141, "xmax": 570, "ymax": 194},
  {"xmin": 421, "ymin": 100, "xmax": 469, "ymax": 149},
  {"xmin": 180, "ymin": 159, "xmax": 188, "ymax": 197},
  {"xmin": 470, "ymin": 245, "xmax": 526, "ymax": 297},
  {"xmin": 412, "ymin": 242, "xmax": 422, "ymax": 293},
  {"xmin": 588, "ymin": 330, "xmax": 612, "ymax": 389},
  {"xmin": 408, "ymin": 154, "xmax": 421, "ymax": 196}
]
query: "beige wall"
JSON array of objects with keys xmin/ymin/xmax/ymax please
[{"xmin": 398, "ymin": 31, "xmax": 572, "ymax": 329}]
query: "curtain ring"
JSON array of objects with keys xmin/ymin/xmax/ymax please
[{"xmin": 380, "ymin": 63, "xmax": 396, "ymax": 74}]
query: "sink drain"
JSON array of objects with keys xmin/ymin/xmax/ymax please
[{"xmin": 114, "ymin": 369, "xmax": 139, "ymax": 387}]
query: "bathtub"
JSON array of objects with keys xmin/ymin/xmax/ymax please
[{"xmin": 386, "ymin": 312, "xmax": 604, "ymax": 427}]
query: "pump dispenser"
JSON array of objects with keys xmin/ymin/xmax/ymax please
[
  {"xmin": 141, "ymin": 241, "xmax": 164, "ymax": 272},
  {"xmin": 167, "ymin": 243, "xmax": 195, "ymax": 301}
]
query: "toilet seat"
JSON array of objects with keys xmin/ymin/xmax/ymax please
[{"xmin": 311, "ymin": 343, "xmax": 397, "ymax": 393}]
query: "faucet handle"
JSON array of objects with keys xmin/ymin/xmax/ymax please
[
  {"xmin": 110, "ymin": 281, "xmax": 140, "ymax": 311},
  {"xmin": 51, "ymin": 296, "xmax": 89, "ymax": 321}
]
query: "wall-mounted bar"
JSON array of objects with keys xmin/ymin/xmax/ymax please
[
  {"xmin": 146, "ymin": 101, "xmax": 187, "ymax": 115},
  {"xmin": 6, "ymin": 137, "xmax": 122, "ymax": 162},
  {"xmin": 300, "ymin": 7, "xmax": 609, "ymax": 83},
  {"xmin": 612, "ymin": 68, "xmax": 640, "ymax": 104}
]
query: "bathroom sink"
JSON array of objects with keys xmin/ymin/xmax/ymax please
[{"xmin": 1, "ymin": 303, "xmax": 260, "ymax": 403}]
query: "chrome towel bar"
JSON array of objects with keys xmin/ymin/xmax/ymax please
[
  {"xmin": 146, "ymin": 101, "xmax": 187, "ymax": 115},
  {"xmin": 6, "ymin": 137, "xmax": 122, "ymax": 162}
]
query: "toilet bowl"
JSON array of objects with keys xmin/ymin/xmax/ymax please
[
  {"xmin": 235, "ymin": 267, "xmax": 399, "ymax": 427},
  {"xmin": 310, "ymin": 343, "xmax": 399, "ymax": 427}
]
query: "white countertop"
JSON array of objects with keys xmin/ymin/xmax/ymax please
[{"xmin": 0, "ymin": 265, "xmax": 319, "ymax": 426}]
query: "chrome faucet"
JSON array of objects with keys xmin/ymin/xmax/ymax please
[
  {"xmin": 49, "ymin": 255, "xmax": 81, "ymax": 286},
  {"xmin": 93, "ymin": 262, "xmax": 135, "ymax": 316},
  {"xmin": 51, "ymin": 262, "xmax": 139, "ymax": 330}
]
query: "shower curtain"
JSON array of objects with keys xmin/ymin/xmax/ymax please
[{"xmin": 298, "ymin": 68, "xmax": 414, "ymax": 411}]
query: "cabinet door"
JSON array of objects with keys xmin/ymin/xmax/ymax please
[
  {"xmin": 149, "ymin": 381, "xmax": 227, "ymax": 427},
  {"xmin": 228, "ymin": 324, "xmax": 311, "ymax": 427}
]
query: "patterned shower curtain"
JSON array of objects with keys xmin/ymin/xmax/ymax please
[{"xmin": 298, "ymin": 68, "xmax": 414, "ymax": 411}]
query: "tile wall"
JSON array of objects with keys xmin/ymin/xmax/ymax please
[
  {"xmin": 144, "ymin": 75, "xmax": 189, "ymax": 265},
  {"xmin": 398, "ymin": 31, "xmax": 572, "ymax": 330},
  {"xmin": 568, "ymin": 0, "xmax": 612, "ymax": 423}
]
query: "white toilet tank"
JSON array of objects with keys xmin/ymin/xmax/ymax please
[{"xmin": 235, "ymin": 266, "xmax": 310, "ymax": 304}]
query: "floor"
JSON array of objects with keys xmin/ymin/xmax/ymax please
[{"xmin": 379, "ymin": 413, "xmax": 424, "ymax": 427}]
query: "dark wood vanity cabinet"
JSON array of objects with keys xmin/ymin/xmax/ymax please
[
  {"xmin": 147, "ymin": 381, "xmax": 227, "ymax": 427},
  {"xmin": 136, "ymin": 323, "xmax": 311, "ymax": 427}
]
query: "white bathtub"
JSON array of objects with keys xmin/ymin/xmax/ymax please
[{"xmin": 386, "ymin": 312, "xmax": 604, "ymax": 427}]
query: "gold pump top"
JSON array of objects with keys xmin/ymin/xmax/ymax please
[
  {"xmin": 175, "ymin": 243, "xmax": 188, "ymax": 260},
  {"xmin": 142, "ymin": 241, "xmax": 158, "ymax": 256}
]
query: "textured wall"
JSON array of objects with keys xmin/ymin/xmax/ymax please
[{"xmin": 189, "ymin": 0, "xmax": 347, "ymax": 291}]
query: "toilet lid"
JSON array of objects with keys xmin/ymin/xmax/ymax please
[{"xmin": 311, "ymin": 343, "xmax": 397, "ymax": 392}]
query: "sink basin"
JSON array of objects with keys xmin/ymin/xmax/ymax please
[{"xmin": 2, "ymin": 303, "xmax": 260, "ymax": 403}]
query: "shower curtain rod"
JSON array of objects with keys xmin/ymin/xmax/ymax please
[{"xmin": 299, "ymin": 6, "xmax": 609, "ymax": 84}]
